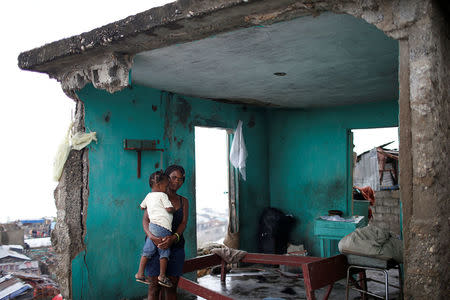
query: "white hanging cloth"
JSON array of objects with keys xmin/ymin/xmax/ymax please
[{"xmin": 229, "ymin": 120, "xmax": 248, "ymax": 181}]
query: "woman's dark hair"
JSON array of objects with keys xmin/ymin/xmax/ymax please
[
  {"xmin": 149, "ymin": 170, "xmax": 169, "ymax": 188},
  {"xmin": 164, "ymin": 165, "xmax": 185, "ymax": 182}
]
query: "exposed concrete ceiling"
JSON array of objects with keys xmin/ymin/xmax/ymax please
[{"xmin": 132, "ymin": 12, "xmax": 399, "ymax": 108}]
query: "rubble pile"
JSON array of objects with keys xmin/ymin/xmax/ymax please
[{"xmin": 0, "ymin": 245, "xmax": 59, "ymax": 299}]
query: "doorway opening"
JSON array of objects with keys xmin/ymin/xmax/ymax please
[{"xmin": 195, "ymin": 126, "xmax": 230, "ymax": 249}]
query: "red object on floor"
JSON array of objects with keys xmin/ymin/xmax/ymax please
[{"xmin": 52, "ymin": 294, "xmax": 63, "ymax": 300}]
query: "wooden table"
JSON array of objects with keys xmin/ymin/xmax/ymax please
[{"xmin": 179, "ymin": 253, "xmax": 349, "ymax": 300}]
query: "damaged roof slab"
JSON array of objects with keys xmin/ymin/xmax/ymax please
[
  {"xmin": 132, "ymin": 12, "xmax": 398, "ymax": 107},
  {"xmin": 18, "ymin": 0, "xmax": 398, "ymax": 107},
  {"xmin": 18, "ymin": 0, "xmax": 323, "ymax": 76}
]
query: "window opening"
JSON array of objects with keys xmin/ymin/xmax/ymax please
[
  {"xmin": 195, "ymin": 126, "xmax": 230, "ymax": 249},
  {"xmin": 352, "ymin": 127, "xmax": 399, "ymax": 191}
]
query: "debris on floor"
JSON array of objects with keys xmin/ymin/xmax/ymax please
[{"xmin": 190, "ymin": 265, "xmax": 402, "ymax": 300}]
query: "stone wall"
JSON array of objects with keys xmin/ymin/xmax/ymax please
[
  {"xmin": 400, "ymin": 1, "xmax": 450, "ymax": 298},
  {"xmin": 0, "ymin": 229, "xmax": 24, "ymax": 246},
  {"xmin": 371, "ymin": 190, "xmax": 401, "ymax": 236}
]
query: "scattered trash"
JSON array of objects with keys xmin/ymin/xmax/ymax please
[
  {"xmin": 0, "ymin": 240, "xmax": 59, "ymax": 299},
  {"xmin": 0, "ymin": 261, "xmax": 39, "ymax": 274},
  {"xmin": 0, "ymin": 274, "xmax": 33, "ymax": 300},
  {"xmin": 14, "ymin": 273, "xmax": 60, "ymax": 299}
]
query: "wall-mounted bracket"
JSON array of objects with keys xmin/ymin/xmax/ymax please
[{"xmin": 124, "ymin": 139, "xmax": 164, "ymax": 178}]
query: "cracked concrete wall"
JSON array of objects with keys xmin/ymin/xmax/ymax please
[
  {"xmin": 51, "ymin": 51, "xmax": 130, "ymax": 299},
  {"xmin": 50, "ymin": 48, "xmax": 132, "ymax": 300},
  {"xmin": 402, "ymin": 1, "xmax": 450, "ymax": 298},
  {"xmin": 51, "ymin": 100, "xmax": 89, "ymax": 299}
]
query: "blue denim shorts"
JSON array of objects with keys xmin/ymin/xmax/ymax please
[
  {"xmin": 145, "ymin": 245, "xmax": 185, "ymax": 277},
  {"xmin": 142, "ymin": 223, "xmax": 171, "ymax": 259}
]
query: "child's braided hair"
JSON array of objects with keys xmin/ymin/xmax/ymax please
[{"xmin": 149, "ymin": 170, "xmax": 169, "ymax": 188}]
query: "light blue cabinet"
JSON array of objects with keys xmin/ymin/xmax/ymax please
[{"xmin": 314, "ymin": 217, "xmax": 366, "ymax": 257}]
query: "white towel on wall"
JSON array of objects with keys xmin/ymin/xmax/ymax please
[{"xmin": 230, "ymin": 120, "xmax": 248, "ymax": 181}]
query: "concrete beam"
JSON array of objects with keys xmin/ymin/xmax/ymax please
[{"xmin": 17, "ymin": 0, "xmax": 421, "ymax": 96}]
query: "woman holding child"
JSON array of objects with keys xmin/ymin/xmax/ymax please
[{"xmin": 143, "ymin": 165, "xmax": 189, "ymax": 300}]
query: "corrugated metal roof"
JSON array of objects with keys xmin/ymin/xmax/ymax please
[{"xmin": 0, "ymin": 246, "xmax": 30, "ymax": 261}]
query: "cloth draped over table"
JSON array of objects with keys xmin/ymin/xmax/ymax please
[{"xmin": 211, "ymin": 247, "xmax": 248, "ymax": 263}]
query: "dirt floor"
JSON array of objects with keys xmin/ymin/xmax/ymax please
[{"xmin": 177, "ymin": 266, "xmax": 402, "ymax": 300}]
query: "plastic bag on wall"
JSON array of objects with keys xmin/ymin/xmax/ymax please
[
  {"xmin": 53, "ymin": 122, "xmax": 97, "ymax": 181},
  {"xmin": 230, "ymin": 120, "xmax": 247, "ymax": 180},
  {"xmin": 72, "ymin": 131, "xmax": 97, "ymax": 150},
  {"xmin": 53, "ymin": 122, "xmax": 73, "ymax": 181}
]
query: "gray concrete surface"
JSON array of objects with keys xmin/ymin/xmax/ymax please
[{"xmin": 177, "ymin": 266, "xmax": 402, "ymax": 299}]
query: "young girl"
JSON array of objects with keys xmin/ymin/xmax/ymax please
[{"xmin": 135, "ymin": 170, "xmax": 174, "ymax": 287}]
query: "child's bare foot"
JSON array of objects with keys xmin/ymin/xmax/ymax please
[
  {"xmin": 135, "ymin": 273, "xmax": 148, "ymax": 284},
  {"xmin": 158, "ymin": 275, "xmax": 173, "ymax": 287}
]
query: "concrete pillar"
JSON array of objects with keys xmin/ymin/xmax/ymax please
[{"xmin": 401, "ymin": 2, "xmax": 450, "ymax": 298}]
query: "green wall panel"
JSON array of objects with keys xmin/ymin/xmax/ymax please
[
  {"xmin": 70, "ymin": 81, "xmax": 397, "ymax": 299},
  {"xmin": 72, "ymin": 84, "xmax": 269, "ymax": 300},
  {"xmin": 267, "ymin": 100, "xmax": 399, "ymax": 256}
]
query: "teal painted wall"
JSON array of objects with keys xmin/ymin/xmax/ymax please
[
  {"xmin": 267, "ymin": 100, "xmax": 398, "ymax": 256},
  {"xmin": 70, "ymin": 81, "xmax": 397, "ymax": 298},
  {"xmin": 72, "ymin": 84, "xmax": 269, "ymax": 300}
]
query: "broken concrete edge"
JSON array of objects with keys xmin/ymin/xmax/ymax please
[
  {"xmin": 51, "ymin": 100, "xmax": 89, "ymax": 300},
  {"xmin": 60, "ymin": 53, "xmax": 133, "ymax": 97},
  {"xmin": 17, "ymin": 0, "xmax": 422, "ymax": 98},
  {"xmin": 17, "ymin": 0, "xmax": 261, "ymax": 73}
]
